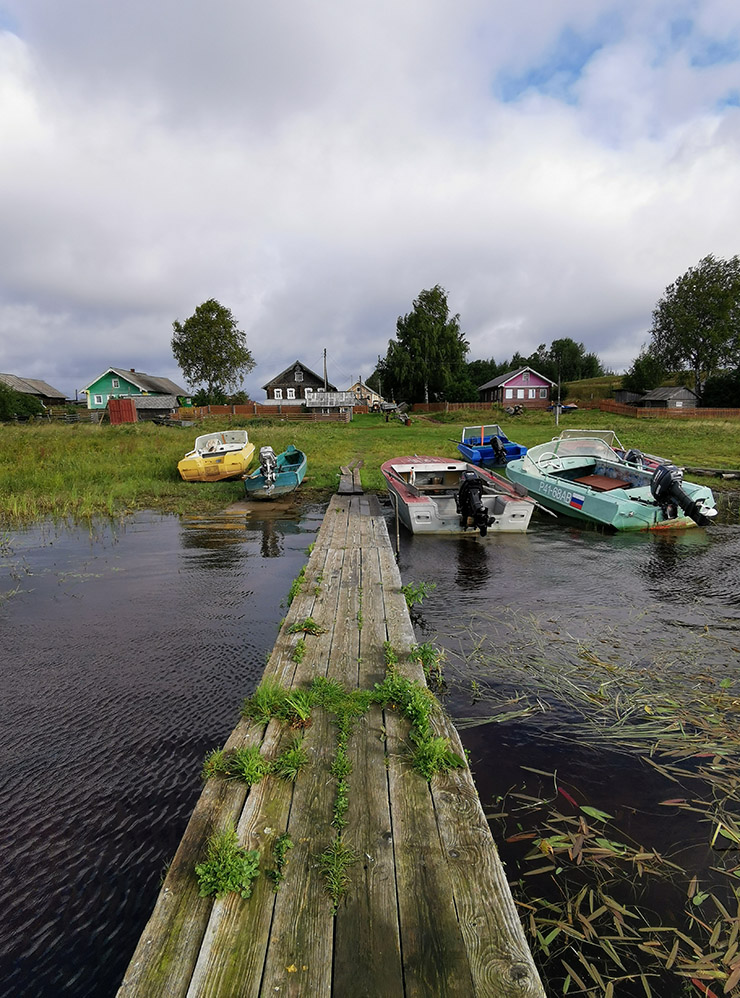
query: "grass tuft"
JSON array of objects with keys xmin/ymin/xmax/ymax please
[{"xmin": 195, "ymin": 825, "xmax": 260, "ymax": 899}]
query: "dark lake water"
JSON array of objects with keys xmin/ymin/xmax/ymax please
[{"xmin": 2, "ymin": 495, "xmax": 740, "ymax": 997}]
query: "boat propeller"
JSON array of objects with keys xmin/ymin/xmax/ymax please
[
  {"xmin": 650, "ymin": 463, "xmax": 717, "ymax": 526},
  {"xmin": 456, "ymin": 471, "xmax": 494, "ymax": 536}
]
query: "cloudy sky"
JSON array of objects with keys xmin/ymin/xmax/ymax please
[{"xmin": 1, "ymin": 1, "xmax": 739, "ymax": 400}]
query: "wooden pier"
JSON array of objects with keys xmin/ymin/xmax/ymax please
[{"xmin": 117, "ymin": 494, "xmax": 545, "ymax": 998}]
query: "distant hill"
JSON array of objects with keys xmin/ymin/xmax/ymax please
[{"xmin": 564, "ymin": 375, "xmax": 623, "ymax": 401}]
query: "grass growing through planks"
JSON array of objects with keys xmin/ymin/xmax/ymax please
[
  {"xmin": 266, "ymin": 833, "xmax": 294, "ymax": 892},
  {"xmin": 233, "ymin": 655, "xmax": 464, "ymax": 911},
  {"xmin": 201, "ymin": 738, "xmax": 309, "ymax": 785},
  {"xmin": 195, "ymin": 825, "xmax": 261, "ymax": 899}
]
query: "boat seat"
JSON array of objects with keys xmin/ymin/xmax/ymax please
[{"xmin": 573, "ymin": 474, "xmax": 631, "ymax": 492}]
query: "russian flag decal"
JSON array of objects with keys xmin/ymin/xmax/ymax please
[{"xmin": 569, "ymin": 494, "xmax": 584, "ymax": 510}]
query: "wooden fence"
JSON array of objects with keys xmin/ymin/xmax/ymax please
[
  {"xmin": 578, "ymin": 400, "xmax": 740, "ymax": 419},
  {"xmin": 179, "ymin": 404, "xmax": 362, "ymax": 422}
]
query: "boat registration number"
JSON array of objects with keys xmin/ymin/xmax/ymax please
[{"xmin": 540, "ymin": 481, "xmax": 578, "ymax": 505}]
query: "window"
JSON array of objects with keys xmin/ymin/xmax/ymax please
[
  {"xmin": 294, "ymin": 368, "xmax": 303, "ymax": 382},
  {"xmin": 505, "ymin": 387, "xmax": 513, "ymax": 399},
  {"xmin": 274, "ymin": 388, "xmax": 283, "ymax": 399},
  {"xmin": 111, "ymin": 378, "xmax": 119, "ymax": 388},
  {"xmin": 675, "ymin": 400, "xmax": 683, "ymax": 408},
  {"xmin": 304, "ymin": 387, "xmax": 312, "ymax": 396},
  {"xmin": 517, "ymin": 389, "xmax": 525, "ymax": 399},
  {"xmin": 94, "ymin": 394, "xmax": 103, "ymax": 405},
  {"xmin": 522, "ymin": 371, "xmax": 529, "ymax": 383},
  {"xmin": 287, "ymin": 388, "xmax": 296, "ymax": 399},
  {"xmin": 528, "ymin": 388, "xmax": 536, "ymax": 399},
  {"xmin": 539, "ymin": 388, "xmax": 548, "ymax": 398}
]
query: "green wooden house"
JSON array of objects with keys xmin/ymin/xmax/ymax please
[{"xmin": 81, "ymin": 367, "xmax": 190, "ymax": 411}]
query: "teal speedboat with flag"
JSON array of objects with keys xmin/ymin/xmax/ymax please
[{"xmin": 505, "ymin": 430, "xmax": 717, "ymax": 531}]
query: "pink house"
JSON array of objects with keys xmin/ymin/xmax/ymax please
[{"xmin": 478, "ymin": 367, "xmax": 554, "ymax": 408}]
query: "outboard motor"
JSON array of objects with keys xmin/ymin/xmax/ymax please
[
  {"xmin": 258, "ymin": 446, "xmax": 278, "ymax": 494},
  {"xmin": 456, "ymin": 471, "xmax": 494, "ymax": 536},
  {"xmin": 490, "ymin": 436, "xmax": 506, "ymax": 463},
  {"xmin": 650, "ymin": 464, "xmax": 715, "ymax": 526}
]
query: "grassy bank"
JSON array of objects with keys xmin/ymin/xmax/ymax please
[{"xmin": 1, "ymin": 409, "xmax": 738, "ymax": 522}]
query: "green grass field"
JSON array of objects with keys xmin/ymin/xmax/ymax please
[{"xmin": 1, "ymin": 408, "xmax": 738, "ymax": 522}]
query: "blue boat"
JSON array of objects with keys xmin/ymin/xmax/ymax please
[
  {"xmin": 457, "ymin": 424, "xmax": 527, "ymax": 467},
  {"xmin": 244, "ymin": 445, "xmax": 307, "ymax": 499}
]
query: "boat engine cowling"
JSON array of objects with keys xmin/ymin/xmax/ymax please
[
  {"xmin": 259, "ymin": 446, "xmax": 278, "ymax": 492},
  {"xmin": 650, "ymin": 463, "xmax": 714, "ymax": 527},
  {"xmin": 490, "ymin": 436, "xmax": 505, "ymax": 462},
  {"xmin": 457, "ymin": 471, "xmax": 494, "ymax": 536}
]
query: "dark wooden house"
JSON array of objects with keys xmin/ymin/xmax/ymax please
[{"xmin": 262, "ymin": 361, "xmax": 337, "ymax": 403}]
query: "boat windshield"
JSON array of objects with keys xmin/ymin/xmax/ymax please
[
  {"xmin": 556, "ymin": 429, "xmax": 624, "ymax": 450},
  {"xmin": 522, "ymin": 436, "xmax": 620, "ymax": 469},
  {"xmin": 461, "ymin": 424, "xmax": 504, "ymax": 442}
]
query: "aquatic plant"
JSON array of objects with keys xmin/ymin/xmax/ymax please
[
  {"xmin": 401, "ymin": 580, "xmax": 436, "ymax": 609},
  {"xmin": 195, "ymin": 825, "xmax": 260, "ymax": 900},
  {"xmin": 411, "ymin": 642, "xmax": 445, "ymax": 684}
]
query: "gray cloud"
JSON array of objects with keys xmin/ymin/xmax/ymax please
[{"xmin": 1, "ymin": 1, "xmax": 739, "ymax": 399}]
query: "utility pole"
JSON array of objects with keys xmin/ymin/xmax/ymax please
[{"xmin": 323, "ymin": 348, "xmax": 327, "ymax": 391}]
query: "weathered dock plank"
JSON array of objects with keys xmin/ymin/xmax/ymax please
[{"xmin": 117, "ymin": 493, "xmax": 545, "ymax": 998}]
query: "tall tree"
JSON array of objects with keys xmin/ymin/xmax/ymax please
[
  {"xmin": 621, "ymin": 348, "xmax": 665, "ymax": 394},
  {"xmin": 171, "ymin": 299, "xmax": 255, "ymax": 400},
  {"xmin": 647, "ymin": 254, "xmax": 740, "ymax": 398},
  {"xmin": 381, "ymin": 286, "xmax": 469, "ymax": 402}
]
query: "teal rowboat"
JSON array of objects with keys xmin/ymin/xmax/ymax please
[
  {"xmin": 505, "ymin": 430, "xmax": 717, "ymax": 531},
  {"xmin": 244, "ymin": 445, "xmax": 307, "ymax": 499}
]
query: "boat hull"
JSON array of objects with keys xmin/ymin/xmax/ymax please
[
  {"xmin": 382, "ymin": 455, "xmax": 533, "ymax": 534},
  {"xmin": 178, "ymin": 430, "xmax": 255, "ymax": 482}
]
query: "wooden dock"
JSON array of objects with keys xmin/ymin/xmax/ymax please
[{"xmin": 117, "ymin": 494, "xmax": 545, "ymax": 998}]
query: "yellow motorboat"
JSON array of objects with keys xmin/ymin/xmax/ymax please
[{"xmin": 177, "ymin": 429, "xmax": 255, "ymax": 482}]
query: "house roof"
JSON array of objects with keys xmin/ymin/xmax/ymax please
[
  {"xmin": 478, "ymin": 366, "xmax": 555, "ymax": 391},
  {"xmin": 262, "ymin": 360, "xmax": 337, "ymax": 392},
  {"xmin": 641, "ymin": 386, "xmax": 698, "ymax": 401},
  {"xmin": 0, "ymin": 373, "xmax": 66, "ymax": 398},
  {"xmin": 131, "ymin": 394, "xmax": 180, "ymax": 409},
  {"xmin": 82, "ymin": 367, "xmax": 188, "ymax": 396}
]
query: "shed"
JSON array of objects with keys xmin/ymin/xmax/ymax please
[
  {"xmin": 638, "ymin": 386, "xmax": 698, "ymax": 409},
  {"xmin": 0, "ymin": 373, "xmax": 67, "ymax": 407},
  {"xmin": 477, "ymin": 366, "xmax": 554, "ymax": 407}
]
